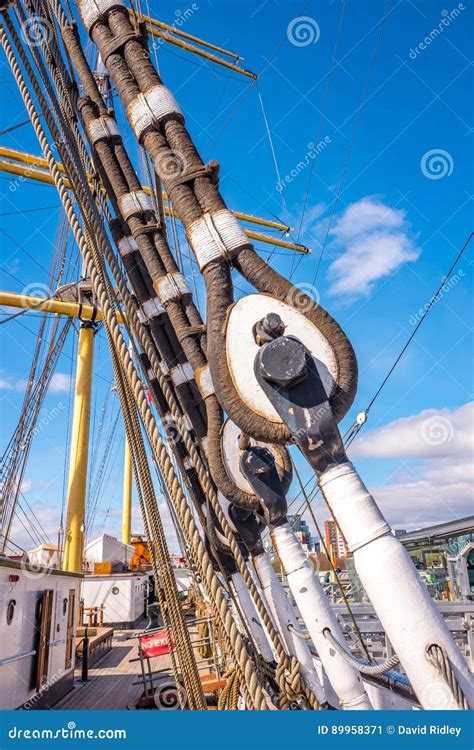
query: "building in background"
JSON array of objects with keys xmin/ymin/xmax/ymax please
[
  {"xmin": 288, "ymin": 515, "xmax": 316, "ymax": 553},
  {"xmin": 324, "ymin": 518, "xmax": 349, "ymax": 561}
]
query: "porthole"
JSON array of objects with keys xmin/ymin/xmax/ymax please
[
  {"xmin": 6, "ymin": 599, "xmax": 16, "ymax": 625},
  {"xmin": 112, "ymin": 586, "xmax": 120, "ymax": 595}
]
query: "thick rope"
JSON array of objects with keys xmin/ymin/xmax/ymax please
[
  {"xmin": 426, "ymin": 644, "xmax": 469, "ymax": 711},
  {"xmin": 0, "ymin": 17, "xmax": 271, "ymax": 710},
  {"xmin": 40, "ymin": 0, "xmax": 321, "ymax": 710},
  {"xmin": 323, "ymin": 628, "xmax": 400, "ymax": 676}
]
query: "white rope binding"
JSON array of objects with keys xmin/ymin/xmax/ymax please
[
  {"xmin": 127, "ymin": 85, "xmax": 183, "ymax": 141},
  {"xmin": 137, "ymin": 297, "xmax": 165, "ymax": 322},
  {"xmin": 195, "ymin": 365, "xmax": 215, "ymax": 398},
  {"xmin": 154, "ymin": 273, "xmax": 191, "ymax": 304},
  {"xmin": 117, "ymin": 235, "xmax": 138, "ymax": 257},
  {"xmin": 86, "ymin": 116, "xmax": 120, "ymax": 145},
  {"xmin": 79, "ymin": 0, "xmax": 125, "ymax": 33},
  {"xmin": 170, "ymin": 362, "xmax": 194, "ymax": 386},
  {"xmin": 118, "ymin": 190, "xmax": 154, "ymax": 220},
  {"xmin": 187, "ymin": 209, "xmax": 249, "ymax": 271}
]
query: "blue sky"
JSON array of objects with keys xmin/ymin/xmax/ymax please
[{"xmin": 0, "ymin": 0, "xmax": 473, "ymax": 552}]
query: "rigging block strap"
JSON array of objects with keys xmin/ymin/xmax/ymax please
[
  {"xmin": 187, "ymin": 209, "xmax": 249, "ymax": 271},
  {"xmin": 79, "ymin": 0, "xmax": 126, "ymax": 33},
  {"xmin": 127, "ymin": 85, "xmax": 184, "ymax": 142}
]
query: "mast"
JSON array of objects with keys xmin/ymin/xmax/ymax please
[
  {"xmin": 62, "ymin": 321, "xmax": 95, "ymax": 573},
  {"xmin": 121, "ymin": 438, "xmax": 132, "ymax": 546}
]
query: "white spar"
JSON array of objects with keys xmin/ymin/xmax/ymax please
[
  {"xmin": 230, "ymin": 570, "xmax": 275, "ymax": 664},
  {"xmin": 253, "ymin": 551, "xmax": 327, "ymax": 705},
  {"xmin": 319, "ymin": 462, "xmax": 474, "ymax": 710},
  {"xmin": 271, "ymin": 523, "xmax": 373, "ymax": 710}
]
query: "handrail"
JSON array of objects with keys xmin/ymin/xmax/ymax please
[{"xmin": 0, "ymin": 649, "xmax": 36, "ymax": 666}]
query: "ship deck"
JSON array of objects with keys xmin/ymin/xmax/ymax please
[{"xmin": 55, "ymin": 623, "xmax": 173, "ymax": 710}]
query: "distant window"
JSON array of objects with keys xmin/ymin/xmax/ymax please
[
  {"xmin": 6, "ymin": 599, "xmax": 16, "ymax": 625},
  {"xmin": 63, "ymin": 598, "xmax": 68, "ymax": 616}
]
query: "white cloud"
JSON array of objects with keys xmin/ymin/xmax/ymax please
[
  {"xmin": 8, "ymin": 501, "xmax": 62, "ymax": 552},
  {"xmin": 351, "ymin": 402, "xmax": 473, "ymax": 460},
  {"xmin": 349, "ymin": 403, "xmax": 474, "ymax": 529},
  {"xmin": 326, "ymin": 197, "xmax": 420, "ymax": 298},
  {"xmin": 20, "ymin": 479, "xmax": 33, "ymax": 494},
  {"xmin": 367, "ymin": 459, "xmax": 473, "ymax": 530},
  {"xmin": 0, "ymin": 376, "xmax": 28, "ymax": 392},
  {"xmin": 49, "ymin": 373, "xmax": 72, "ymax": 393}
]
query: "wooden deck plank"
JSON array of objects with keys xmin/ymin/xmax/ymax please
[{"xmin": 55, "ymin": 628, "xmax": 172, "ymax": 710}]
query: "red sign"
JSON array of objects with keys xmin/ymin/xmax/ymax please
[{"xmin": 139, "ymin": 629, "xmax": 175, "ymax": 658}]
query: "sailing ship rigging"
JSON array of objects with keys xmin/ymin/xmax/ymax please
[{"xmin": 0, "ymin": 0, "xmax": 472, "ymax": 712}]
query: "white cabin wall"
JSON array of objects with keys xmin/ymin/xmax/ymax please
[
  {"xmin": 81, "ymin": 573, "xmax": 147, "ymax": 626},
  {"xmin": 0, "ymin": 561, "xmax": 80, "ymax": 709}
]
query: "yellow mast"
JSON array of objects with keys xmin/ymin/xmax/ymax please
[
  {"xmin": 62, "ymin": 322, "xmax": 95, "ymax": 573},
  {"xmin": 121, "ymin": 438, "xmax": 132, "ymax": 546}
]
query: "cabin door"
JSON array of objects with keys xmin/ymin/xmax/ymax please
[
  {"xmin": 65, "ymin": 589, "xmax": 76, "ymax": 670},
  {"xmin": 36, "ymin": 589, "xmax": 54, "ymax": 691}
]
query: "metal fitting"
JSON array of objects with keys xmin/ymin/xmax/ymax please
[{"xmin": 258, "ymin": 337, "xmax": 307, "ymax": 388}]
